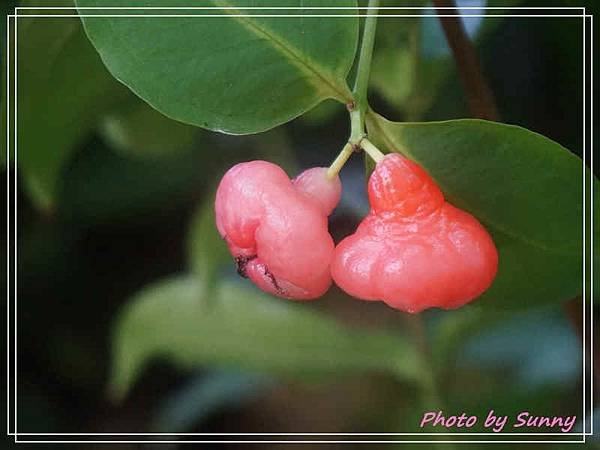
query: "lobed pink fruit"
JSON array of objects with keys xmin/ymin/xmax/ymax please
[
  {"xmin": 215, "ymin": 161, "xmax": 341, "ymax": 300},
  {"xmin": 331, "ymin": 153, "xmax": 498, "ymax": 313}
]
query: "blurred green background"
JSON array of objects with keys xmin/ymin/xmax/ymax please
[{"xmin": 3, "ymin": 0, "xmax": 598, "ymax": 448}]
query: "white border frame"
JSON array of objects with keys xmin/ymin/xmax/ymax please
[{"xmin": 4, "ymin": 4, "xmax": 594, "ymax": 445}]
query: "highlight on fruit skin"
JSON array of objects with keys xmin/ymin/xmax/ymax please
[
  {"xmin": 331, "ymin": 153, "xmax": 498, "ymax": 313},
  {"xmin": 215, "ymin": 161, "xmax": 341, "ymax": 300}
]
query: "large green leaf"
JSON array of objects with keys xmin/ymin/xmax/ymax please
[
  {"xmin": 110, "ymin": 275, "xmax": 423, "ymax": 400},
  {"xmin": 18, "ymin": 15, "xmax": 130, "ymax": 211},
  {"xmin": 366, "ymin": 112, "xmax": 595, "ymax": 310},
  {"xmin": 76, "ymin": 0, "xmax": 357, "ymax": 134}
]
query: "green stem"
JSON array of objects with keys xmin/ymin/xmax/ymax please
[
  {"xmin": 361, "ymin": 138, "xmax": 385, "ymax": 163},
  {"xmin": 327, "ymin": 0, "xmax": 381, "ymax": 177},
  {"xmin": 349, "ymin": 108, "xmax": 364, "ymax": 144},
  {"xmin": 327, "ymin": 0, "xmax": 383, "ymax": 180},
  {"xmin": 326, "ymin": 143, "xmax": 354, "ymax": 180},
  {"xmin": 353, "ymin": 0, "xmax": 380, "ymax": 116}
]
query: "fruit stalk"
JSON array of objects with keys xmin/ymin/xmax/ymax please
[
  {"xmin": 360, "ymin": 138, "xmax": 385, "ymax": 163},
  {"xmin": 326, "ymin": 143, "xmax": 354, "ymax": 180}
]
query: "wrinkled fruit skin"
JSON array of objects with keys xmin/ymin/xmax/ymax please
[
  {"xmin": 215, "ymin": 161, "xmax": 341, "ymax": 300},
  {"xmin": 332, "ymin": 153, "xmax": 498, "ymax": 313}
]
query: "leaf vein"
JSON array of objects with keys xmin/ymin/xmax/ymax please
[{"xmin": 211, "ymin": 0, "xmax": 352, "ymax": 103}]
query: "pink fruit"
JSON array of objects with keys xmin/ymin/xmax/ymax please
[
  {"xmin": 331, "ymin": 153, "xmax": 498, "ymax": 313},
  {"xmin": 215, "ymin": 161, "xmax": 341, "ymax": 300}
]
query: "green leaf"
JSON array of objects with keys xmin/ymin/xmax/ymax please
[
  {"xmin": 186, "ymin": 195, "xmax": 231, "ymax": 289},
  {"xmin": 18, "ymin": 15, "xmax": 130, "ymax": 212},
  {"xmin": 366, "ymin": 112, "xmax": 594, "ymax": 310},
  {"xmin": 101, "ymin": 99, "xmax": 201, "ymax": 159},
  {"xmin": 110, "ymin": 275, "xmax": 423, "ymax": 400},
  {"xmin": 76, "ymin": 0, "xmax": 358, "ymax": 134},
  {"xmin": 0, "ymin": 0, "xmax": 17, "ymax": 168}
]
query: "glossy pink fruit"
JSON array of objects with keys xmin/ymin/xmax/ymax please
[
  {"xmin": 215, "ymin": 161, "xmax": 341, "ymax": 300},
  {"xmin": 331, "ymin": 153, "xmax": 498, "ymax": 313}
]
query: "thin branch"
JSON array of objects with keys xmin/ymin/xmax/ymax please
[
  {"xmin": 353, "ymin": 0, "xmax": 380, "ymax": 110},
  {"xmin": 432, "ymin": 0, "xmax": 500, "ymax": 121}
]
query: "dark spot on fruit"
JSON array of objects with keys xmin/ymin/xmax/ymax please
[
  {"xmin": 262, "ymin": 265, "xmax": 286, "ymax": 296},
  {"xmin": 235, "ymin": 255, "xmax": 256, "ymax": 278}
]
